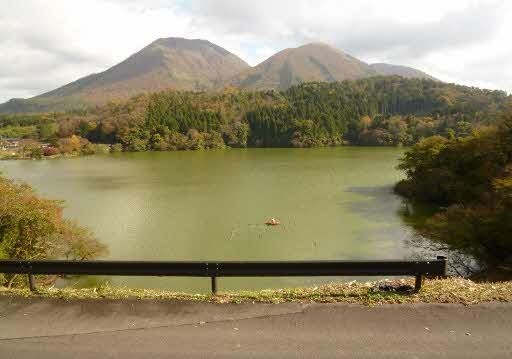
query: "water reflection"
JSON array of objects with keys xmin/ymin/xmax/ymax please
[
  {"xmin": 395, "ymin": 198, "xmax": 479, "ymax": 277},
  {"xmin": 2, "ymin": 147, "xmax": 457, "ymax": 292}
]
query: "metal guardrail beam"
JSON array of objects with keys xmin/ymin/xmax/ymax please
[{"xmin": 0, "ymin": 257, "xmax": 447, "ymax": 294}]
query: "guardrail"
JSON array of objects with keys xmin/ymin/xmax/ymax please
[{"xmin": 0, "ymin": 256, "xmax": 447, "ymax": 294}]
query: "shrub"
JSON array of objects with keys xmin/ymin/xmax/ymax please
[
  {"xmin": 81, "ymin": 143, "xmax": 110, "ymax": 155},
  {"xmin": 110, "ymin": 143, "xmax": 123, "ymax": 152},
  {"xmin": 43, "ymin": 147, "xmax": 59, "ymax": 156}
]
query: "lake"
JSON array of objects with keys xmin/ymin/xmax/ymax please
[{"xmin": 0, "ymin": 147, "xmax": 434, "ymax": 292}]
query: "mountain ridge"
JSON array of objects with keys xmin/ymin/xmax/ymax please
[
  {"xmin": 227, "ymin": 42, "xmax": 378, "ymax": 90},
  {"xmin": 0, "ymin": 38, "xmax": 436, "ymax": 113},
  {"xmin": 369, "ymin": 63, "xmax": 436, "ymax": 80}
]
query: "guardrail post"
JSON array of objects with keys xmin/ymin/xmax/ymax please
[
  {"xmin": 211, "ymin": 276, "xmax": 217, "ymax": 295},
  {"xmin": 437, "ymin": 255, "xmax": 448, "ymax": 278},
  {"xmin": 28, "ymin": 274, "xmax": 36, "ymax": 292},
  {"xmin": 414, "ymin": 275, "xmax": 423, "ymax": 292}
]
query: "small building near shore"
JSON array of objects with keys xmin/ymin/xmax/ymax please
[{"xmin": 0, "ymin": 138, "xmax": 21, "ymax": 151}]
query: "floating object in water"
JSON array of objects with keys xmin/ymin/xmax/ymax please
[{"xmin": 265, "ymin": 218, "xmax": 280, "ymax": 226}]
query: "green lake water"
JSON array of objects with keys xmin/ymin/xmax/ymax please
[{"xmin": 0, "ymin": 147, "xmax": 433, "ymax": 292}]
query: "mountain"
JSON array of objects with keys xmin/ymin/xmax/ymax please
[
  {"xmin": 227, "ymin": 43, "xmax": 377, "ymax": 91},
  {"xmin": 0, "ymin": 39, "xmax": 437, "ymax": 113},
  {"xmin": 370, "ymin": 63, "xmax": 436, "ymax": 80},
  {"xmin": 0, "ymin": 37, "xmax": 250, "ymax": 112}
]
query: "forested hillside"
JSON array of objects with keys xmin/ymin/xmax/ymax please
[
  {"xmin": 1, "ymin": 77, "xmax": 510, "ymax": 156},
  {"xmin": 395, "ymin": 108, "xmax": 512, "ymax": 278}
]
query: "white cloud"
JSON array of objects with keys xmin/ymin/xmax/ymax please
[
  {"xmin": 0, "ymin": 0, "xmax": 191, "ymax": 101},
  {"xmin": 0, "ymin": 0, "xmax": 510, "ymax": 103}
]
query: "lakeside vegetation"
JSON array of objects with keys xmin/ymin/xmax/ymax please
[
  {"xmin": 0, "ymin": 175, "xmax": 107, "ymax": 287},
  {"xmin": 2, "ymin": 278, "xmax": 511, "ymax": 305},
  {"xmin": 1, "ymin": 76, "xmax": 510, "ymax": 159},
  {"xmin": 395, "ymin": 107, "xmax": 512, "ymax": 279},
  {"xmin": 1, "ymin": 76, "xmax": 511, "ymax": 293}
]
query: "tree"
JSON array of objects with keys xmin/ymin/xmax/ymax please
[
  {"xmin": 38, "ymin": 122, "xmax": 58, "ymax": 140},
  {"xmin": 291, "ymin": 119, "xmax": 321, "ymax": 147},
  {"xmin": 58, "ymin": 134, "xmax": 86, "ymax": 153},
  {"xmin": 395, "ymin": 110, "xmax": 512, "ymax": 277},
  {"xmin": 359, "ymin": 115, "xmax": 372, "ymax": 131},
  {"xmin": 0, "ymin": 176, "xmax": 108, "ymax": 287},
  {"xmin": 222, "ymin": 121, "xmax": 249, "ymax": 147}
]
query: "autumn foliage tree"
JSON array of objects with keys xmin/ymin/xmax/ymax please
[
  {"xmin": 1, "ymin": 76, "xmax": 510, "ymax": 153},
  {"xmin": 395, "ymin": 109, "xmax": 512, "ymax": 278},
  {"xmin": 0, "ymin": 175, "xmax": 108, "ymax": 287}
]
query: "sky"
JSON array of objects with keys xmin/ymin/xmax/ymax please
[{"xmin": 0, "ymin": 0, "xmax": 511, "ymax": 102}]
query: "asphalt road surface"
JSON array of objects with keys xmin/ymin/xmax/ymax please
[{"xmin": 0, "ymin": 297, "xmax": 510, "ymax": 358}]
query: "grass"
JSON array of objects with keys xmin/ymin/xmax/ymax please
[{"xmin": 1, "ymin": 278, "xmax": 512, "ymax": 305}]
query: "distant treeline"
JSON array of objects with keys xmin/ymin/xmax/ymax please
[{"xmin": 1, "ymin": 76, "xmax": 510, "ymax": 154}]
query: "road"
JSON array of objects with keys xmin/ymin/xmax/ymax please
[{"xmin": 0, "ymin": 297, "xmax": 510, "ymax": 358}]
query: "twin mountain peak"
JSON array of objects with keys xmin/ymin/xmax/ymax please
[{"xmin": 1, "ymin": 37, "xmax": 435, "ymax": 112}]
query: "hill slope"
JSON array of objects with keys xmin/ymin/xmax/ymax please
[
  {"xmin": 370, "ymin": 63, "xmax": 435, "ymax": 80},
  {"xmin": 0, "ymin": 38, "xmax": 249, "ymax": 112},
  {"xmin": 228, "ymin": 43, "xmax": 377, "ymax": 90}
]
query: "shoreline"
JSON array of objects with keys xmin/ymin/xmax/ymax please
[{"xmin": 0, "ymin": 144, "xmax": 405, "ymax": 161}]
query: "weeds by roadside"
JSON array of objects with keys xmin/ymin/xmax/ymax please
[{"xmin": 1, "ymin": 278, "xmax": 511, "ymax": 305}]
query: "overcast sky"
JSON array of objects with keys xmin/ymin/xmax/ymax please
[{"xmin": 0, "ymin": 0, "xmax": 511, "ymax": 102}]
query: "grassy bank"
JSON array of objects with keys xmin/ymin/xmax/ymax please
[
  {"xmin": 0, "ymin": 151, "xmax": 80, "ymax": 160},
  {"xmin": 1, "ymin": 278, "xmax": 511, "ymax": 305}
]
